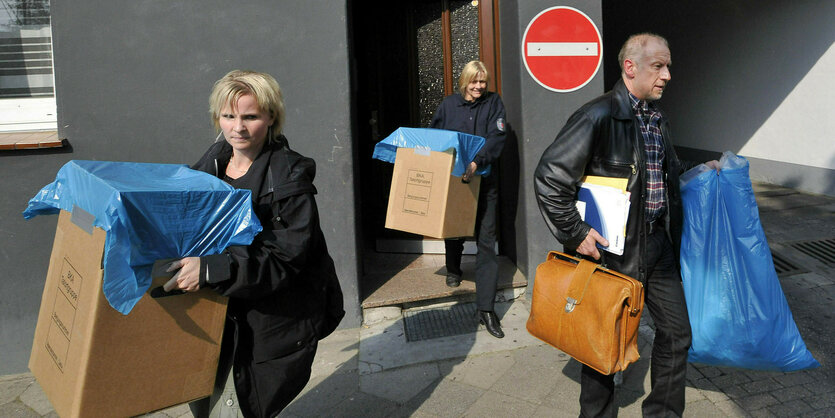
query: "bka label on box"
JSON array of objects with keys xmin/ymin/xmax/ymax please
[
  {"xmin": 385, "ymin": 148, "xmax": 479, "ymax": 238},
  {"xmin": 46, "ymin": 258, "xmax": 82, "ymax": 372},
  {"xmin": 403, "ymin": 169, "xmax": 433, "ymax": 215}
]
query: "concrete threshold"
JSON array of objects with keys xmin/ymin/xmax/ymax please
[
  {"xmin": 359, "ymin": 297, "xmax": 544, "ymax": 375},
  {"xmin": 361, "ymin": 255, "xmax": 526, "ymax": 308}
]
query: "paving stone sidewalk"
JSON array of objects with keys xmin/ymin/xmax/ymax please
[{"xmin": 2, "ymin": 183, "xmax": 833, "ymax": 417}]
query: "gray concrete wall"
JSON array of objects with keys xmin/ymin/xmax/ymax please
[
  {"xmin": 500, "ymin": 1, "xmax": 605, "ymax": 279},
  {"xmin": 0, "ymin": 0, "xmax": 359, "ymax": 375},
  {"xmin": 601, "ymin": 0, "xmax": 835, "ymax": 196},
  {"xmin": 4, "ymin": 0, "xmax": 831, "ymax": 377}
]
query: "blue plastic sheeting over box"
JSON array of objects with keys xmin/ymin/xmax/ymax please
[
  {"xmin": 372, "ymin": 127, "xmax": 489, "ymax": 177},
  {"xmin": 23, "ymin": 160, "xmax": 262, "ymax": 314},
  {"xmin": 680, "ymin": 152, "xmax": 819, "ymax": 371}
]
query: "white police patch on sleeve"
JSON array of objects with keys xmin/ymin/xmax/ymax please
[{"xmin": 497, "ymin": 117, "xmax": 506, "ymax": 132}]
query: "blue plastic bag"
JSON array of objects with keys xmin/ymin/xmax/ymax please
[
  {"xmin": 372, "ymin": 127, "xmax": 490, "ymax": 177},
  {"xmin": 24, "ymin": 160, "xmax": 262, "ymax": 314},
  {"xmin": 680, "ymin": 152, "xmax": 819, "ymax": 371}
]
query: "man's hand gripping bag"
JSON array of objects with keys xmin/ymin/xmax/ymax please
[{"xmin": 527, "ymin": 251, "xmax": 644, "ymax": 375}]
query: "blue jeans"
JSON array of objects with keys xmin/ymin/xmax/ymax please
[{"xmin": 579, "ymin": 226, "xmax": 692, "ymax": 417}]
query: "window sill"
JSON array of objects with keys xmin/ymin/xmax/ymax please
[{"xmin": 0, "ymin": 130, "xmax": 64, "ymax": 150}]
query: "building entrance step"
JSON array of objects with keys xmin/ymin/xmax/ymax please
[{"xmin": 360, "ymin": 254, "xmax": 525, "ymax": 309}]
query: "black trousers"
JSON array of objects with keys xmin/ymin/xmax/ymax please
[
  {"xmin": 190, "ymin": 317, "xmax": 318, "ymax": 418},
  {"xmin": 445, "ymin": 172, "xmax": 499, "ymax": 312},
  {"xmin": 579, "ymin": 227, "xmax": 692, "ymax": 418}
]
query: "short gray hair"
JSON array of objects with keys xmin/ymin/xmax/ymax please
[{"xmin": 618, "ymin": 33, "xmax": 669, "ymax": 72}]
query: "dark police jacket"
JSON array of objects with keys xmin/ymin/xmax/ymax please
[
  {"xmin": 191, "ymin": 137, "xmax": 344, "ymax": 362},
  {"xmin": 430, "ymin": 91, "xmax": 507, "ymax": 169},
  {"xmin": 534, "ymin": 79, "xmax": 685, "ymax": 282}
]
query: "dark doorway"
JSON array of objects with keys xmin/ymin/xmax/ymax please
[{"xmin": 350, "ymin": 0, "xmax": 513, "ymax": 305}]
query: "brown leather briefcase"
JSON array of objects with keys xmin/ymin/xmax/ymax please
[{"xmin": 526, "ymin": 251, "xmax": 644, "ymax": 375}]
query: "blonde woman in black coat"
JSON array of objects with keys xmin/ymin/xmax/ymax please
[
  {"xmin": 169, "ymin": 70, "xmax": 343, "ymax": 418},
  {"xmin": 430, "ymin": 60, "xmax": 507, "ymax": 338}
]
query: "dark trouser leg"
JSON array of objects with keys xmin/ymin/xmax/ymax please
[
  {"xmin": 641, "ymin": 229, "xmax": 692, "ymax": 418},
  {"xmin": 189, "ymin": 317, "xmax": 236, "ymax": 418},
  {"xmin": 475, "ymin": 173, "xmax": 499, "ymax": 311},
  {"xmin": 579, "ymin": 364, "xmax": 616, "ymax": 418},
  {"xmin": 236, "ymin": 338, "xmax": 319, "ymax": 418},
  {"xmin": 444, "ymin": 238, "xmax": 464, "ymax": 276}
]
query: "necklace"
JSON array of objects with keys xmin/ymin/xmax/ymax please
[{"xmin": 228, "ymin": 155, "xmax": 252, "ymax": 174}]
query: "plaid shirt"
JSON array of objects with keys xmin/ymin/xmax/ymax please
[{"xmin": 629, "ymin": 93, "xmax": 666, "ymax": 223}]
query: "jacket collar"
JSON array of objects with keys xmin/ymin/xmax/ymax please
[
  {"xmin": 454, "ymin": 91, "xmax": 489, "ymax": 107},
  {"xmin": 611, "ymin": 79, "xmax": 635, "ymax": 121},
  {"xmin": 611, "ymin": 78, "xmax": 667, "ymax": 123},
  {"xmin": 209, "ymin": 138, "xmax": 280, "ymax": 197}
]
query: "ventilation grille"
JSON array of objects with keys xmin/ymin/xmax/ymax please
[
  {"xmin": 771, "ymin": 251, "xmax": 807, "ymax": 277},
  {"xmin": 403, "ymin": 303, "xmax": 477, "ymax": 342},
  {"xmin": 790, "ymin": 238, "xmax": 835, "ymax": 266}
]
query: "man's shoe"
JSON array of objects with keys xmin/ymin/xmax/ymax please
[
  {"xmin": 446, "ymin": 273, "xmax": 462, "ymax": 287},
  {"xmin": 478, "ymin": 310, "xmax": 505, "ymax": 339}
]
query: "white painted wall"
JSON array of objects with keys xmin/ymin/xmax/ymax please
[
  {"xmin": 740, "ymin": 43, "xmax": 835, "ymax": 171},
  {"xmin": 601, "ymin": 1, "xmax": 835, "ymax": 195}
]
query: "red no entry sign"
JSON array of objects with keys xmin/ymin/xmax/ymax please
[{"xmin": 522, "ymin": 6, "xmax": 602, "ymax": 92}]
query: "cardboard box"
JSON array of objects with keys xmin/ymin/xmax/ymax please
[
  {"xmin": 385, "ymin": 147, "xmax": 481, "ymax": 238},
  {"xmin": 29, "ymin": 210, "xmax": 228, "ymax": 417}
]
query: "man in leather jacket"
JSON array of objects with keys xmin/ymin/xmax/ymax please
[{"xmin": 535, "ymin": 34, "xmax": 717, "ymax": 417}]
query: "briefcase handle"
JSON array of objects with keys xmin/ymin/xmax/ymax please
[
  {"xmin": 546, "ymin": 251, "xmax": 581, "ymax": 264},
  {"xmin": 545, "ymin": 251, "xmax": 643, "ymax": 315},
  {"xmin": 546, "ymin": 251, "xmax": 633, "ymax": 281}
]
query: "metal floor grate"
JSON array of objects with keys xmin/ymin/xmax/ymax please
[
  {"xmin": 403, "ymin": 303, "xmax": 478, "ymax": 342},
  {"xmin": 790, "ymin": 238, "xmax": 835, "ymax": 266},
  {"xmin": 771, "ymin": 250, "xmax": 807, "ymax": 277}
]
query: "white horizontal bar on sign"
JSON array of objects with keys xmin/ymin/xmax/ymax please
[{"xmin": 527, "ymin": 42, "xmax": 598, "ymax": 57}]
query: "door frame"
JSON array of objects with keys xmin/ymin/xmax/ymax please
[{"xmin": 349, "ymin": 0, "xmax": 504, "ymax": 253}]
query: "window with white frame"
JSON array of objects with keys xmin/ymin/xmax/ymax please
[{"xmin": 0, "ymin": 0, "xmax": 55, "ymax": 132}]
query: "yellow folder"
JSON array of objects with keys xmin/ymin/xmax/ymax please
[{"xmin": 580, "ymin": 175, "xmax": 628, "ymax": 192}]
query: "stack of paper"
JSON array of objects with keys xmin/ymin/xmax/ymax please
[{"xmin": 575, "ymin": 176, "xmax": 631, "ymax": 255}]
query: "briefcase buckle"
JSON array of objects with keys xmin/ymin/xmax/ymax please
[{"xmin": 565, "ymin": 297, "xmax": 577, "ymax": 313}]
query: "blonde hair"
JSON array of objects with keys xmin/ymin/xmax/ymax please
[
  {"xmin": 618, "ymin": 33, "xmax": 669, "ymax": 72},
  {"xmin": 209, "ymin": 70, "xmax": 285, "ymax": 142},
  {"xmin": 457, "ymin": 60, "xmax": 489, "ymax": 96}
]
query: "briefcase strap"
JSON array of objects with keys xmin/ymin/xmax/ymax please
[
  {"xmin": 546, "ymin": 251, "xmax": 643, "ymax": 316},
  {"xmin": 561, "ymin": 259, "xmax": 597, "ymax": 313}
]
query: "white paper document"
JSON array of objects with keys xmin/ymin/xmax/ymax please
[{"xmin": 575, "ymin": 182, "xmax": 631, "ymax": 255}]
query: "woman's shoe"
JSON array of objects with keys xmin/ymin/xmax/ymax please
[{"xmin": 478, "ymin": 310, "xmax": 505, "ymax": 338}]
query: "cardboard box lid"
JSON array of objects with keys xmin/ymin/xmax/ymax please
[
  {"xmin": 372, "ymin": 127, "xmax": 491, "ymax": 177},
  {"xmin": 22, "ymin": 160, "xmax": 261, "ymax": 314}
]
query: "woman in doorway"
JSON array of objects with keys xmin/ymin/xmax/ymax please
[
  {"xmin": 167, "ymin": 70, "xmax": 343, "ymax": 417},
  {"xmin": 430, "ymin": 60, "xmax": 507, "ymax": 338}
]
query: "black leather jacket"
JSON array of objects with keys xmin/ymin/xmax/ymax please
[{"xmin": 534, "ymin": 79, "xmax": 684, "ymax": 282}]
